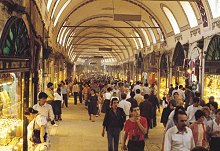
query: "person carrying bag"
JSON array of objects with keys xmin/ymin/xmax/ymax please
[{"xmin": 25, "ymin": 107, "xmax": 49, "ymax": 151}]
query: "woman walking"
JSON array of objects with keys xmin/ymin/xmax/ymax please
[
  {"xmin": 61, "ymin": 81, "xmax": 68, "ymax": 108},
  {"xmin": 88, "ymin": 89, "xmax": 98, "ymax": 122},
  {"xmin": 54, "ymin": 87, "xmax": 63, "ymax": 121}
]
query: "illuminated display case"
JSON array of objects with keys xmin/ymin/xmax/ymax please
[
  {"xmin": 159, "ymin": 77, "xmax": 167, "ymax": 100},
  {"xmin": 0, "ymin": 16, "xmax": 32, "ymax": 151},
  {"xmin": 204, "ymin": 74, "xmax": 220, "ymax": 105},
  {"xmin": 0, "ymin": 73, "xmax": 24, "ymax": 151}
]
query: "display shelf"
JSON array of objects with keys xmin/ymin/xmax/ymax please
[
  {"xmin": 159, "ymin": 77, "xmax": 168, "ymax": 100},
  {"xmin": 204, "ymin": 74, "xmax": 220, "ymax": 106}
]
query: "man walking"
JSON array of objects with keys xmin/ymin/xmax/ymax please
[
  {"xmin": 122, "ymin": 105, "xmax": 148, "ymax": 151},
  {"xmin": 102, "ymin": 98, "xmax": 126, "ymax": 151},
  {"xmin": 139, "ymin": 94, "xmax": 153, "ymax": 138}
]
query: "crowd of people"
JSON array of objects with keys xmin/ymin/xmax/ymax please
[{"xmin": 25, "ymin": 76, "xmax": 220, "ymax": 151}]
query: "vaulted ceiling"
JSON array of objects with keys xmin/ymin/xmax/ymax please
[{"xmin": 42, "ymin": 0, "xmax": 217, "ymax": 64}]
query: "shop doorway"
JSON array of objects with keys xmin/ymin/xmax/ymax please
[
  {"xmin": 159, "ymin": 53, "xmax": 168, "ymax": 99},
  {"xmin": 172, "ymin": 41, "xmax": 185, "ymax": 87},
  {"xmin": 204, "ymin": 35, "xmax": 220, "ymax": 104}
]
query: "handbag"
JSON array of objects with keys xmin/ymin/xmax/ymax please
[{"xmin": 32, "ymin": 119, "xmax": 47, "ymax": 144}]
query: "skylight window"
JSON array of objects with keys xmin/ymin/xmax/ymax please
[
  {"xmin": 180, "ymin": 2, "xmax": 198, "ymax": 28},
  {"xmin": 140, "ymin": 28, "xmax": 150, "ymax": 46},
  {"xmin": 62, "ymin": 29, "xmax": 71, "ymax": 46},
  {"xmin": 208, "ymin": 0, "xmax": 220, "ymax": 18},
  {"xmin": 151, "ymin": 19, "xmax": 164, "ymax": 42},
  {"xmin": 59, "ymin": 27, "xmax": 67, "ymax": 45},
  {"xmin": 47, "ymin": 0, "xmax": 53, "ymax": 11},
  {"xmin": 144, "ymin": 22, "xmax": 156, "ymax": 44},
  {"xmin": 57, "ymin": 27, "xmax": 65, "ymax": 43},
  {"xmin": 51, "ymin": 0, "xmax": 61, "ymax": 19},
  {"xmin": 54, "ymin": 0, "xmax": 71, "ymax": 27},
  {"xmin": 131, "ymin": 35, "xmax": 139, "ymax": 50},
  {"xmin": 134, "ymin": 31, "xmax": 143, "ymax": 48},
  {"xmin": 57, "ymin": 22, "xmax": 67, "ymax": 43},
  {"xmin": 163, "ymin": 7, "xmax": 180, "ymax": 34}
]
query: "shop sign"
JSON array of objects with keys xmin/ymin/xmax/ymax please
[{"xmin": 0, "ymin": 58, "xmax": 30, "ymax": 71}]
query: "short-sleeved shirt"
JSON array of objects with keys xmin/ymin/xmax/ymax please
[
  {"xmin": 27, "ymin": 115, "xmax": 48, "ymax": 141},
  {"xmin": 124, "ymin": 117, "xmax": 147, "ymax": 141},
  {"xmin": 27, "ymin": 115, "xmax": 48, "ymax": 150}
]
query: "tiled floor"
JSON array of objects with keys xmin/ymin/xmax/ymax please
[{"xmin": 49, "ymin": 98, "xmax": 164, "ymax": 151}]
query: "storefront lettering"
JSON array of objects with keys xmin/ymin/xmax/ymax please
[
  {"xmin": 11, "ymin": 61, "xmax": 20, "ymax": 68},
  {"xmin": 21, "ymin": 61, "xmax": 27, "ymax": 68}
]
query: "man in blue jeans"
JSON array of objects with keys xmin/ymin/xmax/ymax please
[{"xmin": 102, "ymin": 98, "xmax": 126, "ymax": 151}]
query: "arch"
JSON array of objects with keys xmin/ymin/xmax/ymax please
[
  {"xmin": 206, "ymin": 35, "xmax": 220, "ymax": 62},
  {"xmin": 160, "ymin": 53, "xmax": 168, "ymax": 72},
  {"xmin": 0, "ymin": 16, "xmax": 31, "ymax": 57},
  {"xmin": 173, "ymin": 42, "xmax": 185, "ymax": 67}
]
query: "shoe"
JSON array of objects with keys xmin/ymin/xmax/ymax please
[
  {"xmin": 53, "ymin": 124, "xmax": 58, "ymax": 127},
  {"xmin": 59, "ymin": 118, "xmax": 62, "ymax": 121}
]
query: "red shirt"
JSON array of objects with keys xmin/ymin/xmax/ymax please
[{"xmin": 124, "ymin": 117, "xmax": 147, "ymax": 141}]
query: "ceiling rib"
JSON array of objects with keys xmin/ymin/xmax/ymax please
[
  {"xmin": 72, "ymin": 48, "xmax": 127, "ymax": 50},
  {"xmin": 63, "ymin": 25, "xmax": 160, "ymax": 29},
  {"xmin": 70, "ymin": 44, "xmax": 132, "ymax": 47},
  {"xmin": 69, "ymin": 36, "xmax": 141, "ymax": 38}
]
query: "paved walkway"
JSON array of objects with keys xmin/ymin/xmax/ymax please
[{"xmin": 49, "ymin": 98, "xmax": 164, "ymax": 151}]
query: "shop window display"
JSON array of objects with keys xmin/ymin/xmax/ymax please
[
  {"xmin": 204, "ymin": 74, "xmax": 220, "ymax": 105},
  {"xmin": 0, "ymin": 73, "xmax": 24, "ymax": 151},
  {"xmin": 159, "ymin": 77, "xmax": 167, "ymax": 100}
]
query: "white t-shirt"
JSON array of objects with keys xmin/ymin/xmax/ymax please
[
  {"xmin": 104, "ymin": 92, "xmax": 112, "ymax": 100},
  {"xmin": 186, "ymin": 105, "xmax": 201, "ymax": 123},
  {"xmin": 27, "ymin": 115, "xmax": 48, "ymax": 150},
  {"xmin": 118, "ymin": 100, "xmax": 131, "ymax": 120},
  {"xmin": 54, "ymin": 92, "xmax": 63, "ymax": 101}
]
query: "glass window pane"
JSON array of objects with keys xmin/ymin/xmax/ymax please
[
  {"xmin": 208, "ymin": 0, "xmax": 220, "ymax": 18},
  {"xmin": 180, "ymin": 2, "xmax": 198, "ymax": 28},
  {"xmin": 163, "ymin": 7, "xmax": 180, "ymax": 34}
]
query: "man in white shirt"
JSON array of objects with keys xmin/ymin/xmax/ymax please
[
  {"xmin": 33, "ymin": 92, "xmax": 57, "ymax": 126},
  {"xmin": 164, "ymin": 110, "xmax": 195, "ymax": 151},
  {"xmin": 187, "ymin": 97, "xmax": 201, "ymax": 124},
  {"xmin": 118, "ymin": 93, "xmax": 131, "ymax": 120}
]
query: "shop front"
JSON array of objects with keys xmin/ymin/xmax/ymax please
[
  {"xmin": 147, "ymin": 52, "xmax": 159, "ymax": 87},
  {"xmin": 0, "ymin": 17, "xmax": 31, "ymax": 151},
  {"xmin": 172, "ymin": 42, "xmax": 185, "ymax": 87},
  {"xmin": 159, "ymin": 53, "xmax": 169, "ymax": 100},
  {"xmin": 204, "ymin": 35, "xmax": 220, "ymax": 104}
]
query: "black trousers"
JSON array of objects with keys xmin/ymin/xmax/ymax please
[
  {"xmin": 74, "ymin": 92, "xmax": 78, "ymax": 104},
  {"xmin": 79, "ymin": 91, "xmax": 83, "ymax": 103},
  {"xmin": 127, "ymin": 140, "xmax": 145, "ymax": 151},
  {"xmin": 107, "ymin": 128, "xmax": 121, "ymax": 151},
  {"xmin": 210, "ymin": 137, "xmax": 220, "ymax": 151},
  {"xmin": 152, "ymin": 108, "xmax": 157, "ymax": 127},
  {"xmin": 62, "ymin": 94, "xmax": 68, "ymax": 107}
]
